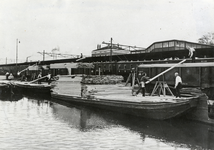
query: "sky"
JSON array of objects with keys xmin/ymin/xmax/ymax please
[{"xmin": 0, "ymin": 0, "xmax": 214, "ymax": 64}]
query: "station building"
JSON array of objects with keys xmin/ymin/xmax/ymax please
[{"xmin": 130, "ymin": 39, "xmax": 213, "ymax": 54}]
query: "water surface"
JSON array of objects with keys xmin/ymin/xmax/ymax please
[{"xmin": 0, "ymin": 77, "xmax": 214, "ymax": 149}]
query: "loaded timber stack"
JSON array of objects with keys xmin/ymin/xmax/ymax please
[{"xmin": 81, "ymin": 75, "xmax": 123, "ymax": 84}]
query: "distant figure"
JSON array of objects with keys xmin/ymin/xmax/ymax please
[
  {"xmin": 5, "ymin": 72, "xmax": 9, "ymax": 80},
  {"xmin": 31, "ymin": 73, "xmax": 36, "ymax": 81},
  {"xmin": 8, "ymin": 73, "xmax": 14, "ymax": 80},
  {"xmin": 37, "ymin": 72, "xmax": 42, "ymax": 78},
  {"xmin": 130, "ymin": 68, "xmax": 136, "ymax": 86},
  {"xmin": 131, "ymin": 71, "xmax": 142, "ymax": 95},
  {"xmin": 187, "ymin": 46, "xmax": 195, "ymax": 62},
  {"xmin": 137, "ymin": 71, "xmax": 143, "ymax": 82},
  {"xmin": 174, "ymin": 72, "xmax": 182, "ymax": 98},
  {"xmin": 46, "ymin": 73, "xmax": 52, "ymax": 85},
  {"xmin": 37, "ymin": 72, "xmax": 42, "ymax": 84},
  {"xmin": 21, "ymin": 74, "xmax": 27, "ymax": 81},
  {"xmin": 81, "ymin": 84, "xmax": 88, "ymax": 98},
  {"xmin": 136, "ymin": 73, "xmax": 149, "ymax": 97}
]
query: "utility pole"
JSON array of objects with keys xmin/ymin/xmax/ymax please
[
  {"xmin": 16, "ymin": 39, "xmax": 18, "ymax": 64},
  {"xmin": 43, "ymin": 50, "xmax": 45, "ymax": 61}
]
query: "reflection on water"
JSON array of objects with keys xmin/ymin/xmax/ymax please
[
  {"xmin": 1, "ymin": 94, "xmax": 214, "ymax": 150},
  {"xmin": 0, "ymin": 93, "xmax": 23, "ymax": 101},
  {"xmin": 52, "ymin": 99, "xmax": 214, "ymax": 150}
]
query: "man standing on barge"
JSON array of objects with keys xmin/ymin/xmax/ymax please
[
  {"xmin": 37, "ymin": 72, "xmax": 42, "ymax": 84},
  {"xmin": 136, "ymin": 72, "xmax": 149, "ymax": 97},
  {"xmin": 187, "ymin": 46, "xmax": 195, "ymax": 62},
  {"xmin": 174, "ymin": 72, "xmax": 182, "ymax": 98}
]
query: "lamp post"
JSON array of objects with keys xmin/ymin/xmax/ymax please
[
  {"xmin": 26, "ymin": 56, "xmax": 31, "ymax": 62},
  {"xmin": 16, "ymin": 39, "xmax": 20, "ymax": 64}
]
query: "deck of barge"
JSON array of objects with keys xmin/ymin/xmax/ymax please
[
  {"xmin": 54, "ymin": 81, "xmax": 188, "ymax": 103},
  {"xmin": 90, "ymin": 84, "xmax": 190, "ymax": 103}
]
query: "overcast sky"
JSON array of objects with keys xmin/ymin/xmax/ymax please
[{"xmin": 0, "ymin": 0, "xmax": 214, "ymax": 63}]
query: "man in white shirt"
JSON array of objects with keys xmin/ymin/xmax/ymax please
[
  {"xmin": 187, "ymin": 46, "xmax": 196, "ymax": 62},
  {"xmin": 174, "ymin": 72, "xmax": 182, "ymax": 98}
]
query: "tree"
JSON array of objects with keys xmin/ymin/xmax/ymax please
[{"xmin": 198, "ymin": 32, "xmax": 214, "ymax": 45}]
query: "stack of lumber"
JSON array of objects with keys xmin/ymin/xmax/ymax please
[
  {"xmin": 81, "ymin": 75, "xmax": 124, "ymax": 84},
  {"xmin": 81, "ymin": 84, "xmax": 132, "ymax": 99}
]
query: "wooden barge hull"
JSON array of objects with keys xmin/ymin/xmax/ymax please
[
  {"xmin": 51, "ymin": 92, "xmax": 197, "ymax": 120},
  {"xmin": 13, "ymin": 82, "xmax": 52, "ymax": 94},
  {"xmin": 0, "ymin": 83, "xmax": 11, "ymax": 95}
]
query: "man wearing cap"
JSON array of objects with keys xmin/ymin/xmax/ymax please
[
  {"xmin": 174, "ymin": 72, "xmax": 182, "ymax": 98},
  {"xmin": 136, "ymin": 72, "xmax": 149, "ymax": 97}
]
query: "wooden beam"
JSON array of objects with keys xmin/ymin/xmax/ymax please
[
  {"xmin": 146, "ymin": 59, "xmax": 186, "ymax": 84},
  {"xmin": 29, "ymin": 75, "xmax": 49, "ymax": 83}
]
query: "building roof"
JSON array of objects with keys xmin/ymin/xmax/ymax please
[
  {"xmin": 92, "ymin": 45, "xmax": 126, "ymax": 52},
  {"xmin": 131, "ymin": 39, "xmax": 214, "ymax": 53}
]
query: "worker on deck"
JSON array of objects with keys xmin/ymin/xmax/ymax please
[
  {"xmin": 5, "ymin": 72, "xmax": 9, "ymax": 80},
  {"xmin": 37, "ymin": 72, "xmax": 42, "ymax": 84},
  {"xmin": 135, "ymin": 72, "xmax": 149, "ymax": 97},
  {"xmin": 46, "ymin": 73, "xmax": 52, "ymax": 85},
  {"xmin": 174, "ymin": 72, "xmax": 182, "ymax": 98},
  {"xmin": 8, "ymin": 73, "xmax": 14, "ymax": 80}
]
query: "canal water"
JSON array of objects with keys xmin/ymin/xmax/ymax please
[{"xmin": 1, "ymin": 76, "xmax": 214, "ymax": 150}]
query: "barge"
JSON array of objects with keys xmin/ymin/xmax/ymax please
[
  {"xmin": 51, "ymin": 80, "xmax": 199, "ymax": 120},
  {"xmin": 12, "ymin": 81, "xmax": 54, "ymax": 95},
  {"xmin": 51, "ymin": 92, "xmax": 198, "ymax": 120}
]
